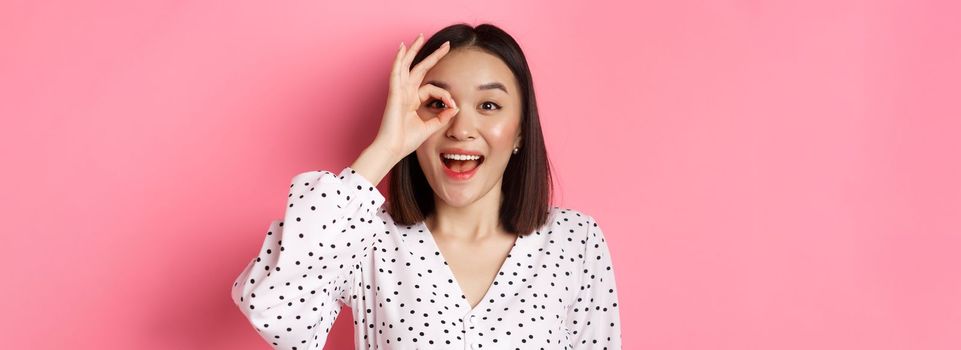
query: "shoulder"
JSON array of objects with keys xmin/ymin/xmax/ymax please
[
  {"xmin": 546, "ymin": 206, "xmax": 614, "ymax": 254},
  {"xmin": 547, "ymin": 206, "xmax": 597, "ymax": 227},
  {"xmin": 545, "ymin": 206, "xmax": 602, "ymax": 243}
]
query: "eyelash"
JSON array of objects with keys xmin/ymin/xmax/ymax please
[{"xmin": 427, "ymin": 99, "xmax": 501, "ymax": 111}]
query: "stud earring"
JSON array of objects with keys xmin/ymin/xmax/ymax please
[{"xmin": 512, "ymin": 147, "xmax": 519, "ymax": 154}]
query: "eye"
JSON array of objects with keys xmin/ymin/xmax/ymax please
[
  {"xmin": 481, "ymin": 101, "xmax": 501, "ymax": 111},
  {"xmin": 426, "ymin": 99, "xmax": 447, "ymax": 109}
]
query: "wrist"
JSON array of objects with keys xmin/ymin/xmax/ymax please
[
  {"xmin": 368, "ymin": 139, "xmax": 404, "ymax": 164},
  {"xmin": 351, "ymin": 141, "xmax": 400, "ymax": 186}
]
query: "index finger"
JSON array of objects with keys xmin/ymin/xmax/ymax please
[{"xmin": 409, "ymin": 41, "xmax": 451, "ymax": 85}]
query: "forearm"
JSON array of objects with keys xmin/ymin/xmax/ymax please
[{"xmin": 350, "ymin": 141, "xmax": 401, "ymax": 186}]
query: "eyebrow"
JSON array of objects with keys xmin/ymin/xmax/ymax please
[{"xmin": 425, "ymin": 80, "xmax": 509, "ymax": 94}]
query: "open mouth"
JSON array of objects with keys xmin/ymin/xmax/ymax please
[{"xmin": 440, "ymin": 153, "xmax": 485, "ymax": 173}]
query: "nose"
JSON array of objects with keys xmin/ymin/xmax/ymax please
[{"xmin": 445, "ymin": 106, "xmax": 477, "ymax": 141}]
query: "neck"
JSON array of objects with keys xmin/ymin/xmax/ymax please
[{"xmin": 427, "ymin": 179, "xmax": 505, "ymax": 241}]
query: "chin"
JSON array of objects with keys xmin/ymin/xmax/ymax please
[{"xmin": 436, "ymin": 181, "xmax": 482, "ymax": 207}]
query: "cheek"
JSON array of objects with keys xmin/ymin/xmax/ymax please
[
  {"xmin": 416, "ymin": 106, "xmax": 435, "ymax": 121},
  {"xmin": 482, "ymin": 119, "xmax": 520, "ymax": 149},
  {"xmin": 415, "ymin": 134, "xmax": 442, "ymax": 167}
]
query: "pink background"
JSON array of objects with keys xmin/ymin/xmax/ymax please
[{"xmin": 2, "ymin": 0, "xmax": 959, "ymax": 349}]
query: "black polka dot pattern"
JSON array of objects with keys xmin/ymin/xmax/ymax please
[{"xmin": 231, "ymin": 167, "xmax": 622, "ymax": 349}]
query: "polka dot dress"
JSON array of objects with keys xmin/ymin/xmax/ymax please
[{"xmin": 231, "ymin": 167, "xmax": 622, "ymax": 349}]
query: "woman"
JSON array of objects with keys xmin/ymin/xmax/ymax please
[{"xmin": 232, "ymin": 23, "xmax": 622, "ymax": 349}]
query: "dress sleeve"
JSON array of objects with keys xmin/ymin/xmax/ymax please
[
  {"xmin": 566, "ymin": 215, "xmax": 623, "ymax": 349},
  {"xmin": 230, "ymin": 166, "xmax": 386, "ymax": 349}
]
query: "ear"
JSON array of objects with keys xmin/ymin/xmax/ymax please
[{"xmin": 513, "ymin": 135, "xmax": 522, "ymax": 149}]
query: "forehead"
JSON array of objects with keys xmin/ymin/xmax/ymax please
[{"xmin": 423, "ymin": 48, "xmax": 519, "ymax": 95}]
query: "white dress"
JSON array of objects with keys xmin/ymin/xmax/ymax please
[{"xmin": 231, "ymin": 167, "xmax": 623, "ymax": 349}]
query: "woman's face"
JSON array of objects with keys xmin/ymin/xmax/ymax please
[{"xmin": 414, "ymin": 47, "xmax": 523, "ymax": 208}]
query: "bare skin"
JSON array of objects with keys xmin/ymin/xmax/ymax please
[
  {"xmin": 427, "ymin": 218, "xmax": 516, "ymax": 309},
  {"xmin": 350, "ymin": 33, "xmax": 523, "ymax": 309}
]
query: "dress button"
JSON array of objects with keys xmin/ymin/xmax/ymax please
[
  {"xmin": 470, "ymin": 342, "xmax": 479, "ymax": 350},
  {"xmin": 468, "ymin": 314, "xmax": 477, "ymax": 326}
]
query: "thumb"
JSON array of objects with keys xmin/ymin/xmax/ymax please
[{"xmin": 425, "ymin": 107, "xmax": 458, "ymax": 133}]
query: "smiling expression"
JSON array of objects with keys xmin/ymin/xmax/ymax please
[{"xmin": 414, "ymin": 47, "xmax": 523, "ymax": 207}]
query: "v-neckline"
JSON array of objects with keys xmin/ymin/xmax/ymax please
[{"xmin": 418, "ymin": 220, "xmax": 523, "ymax": 315}]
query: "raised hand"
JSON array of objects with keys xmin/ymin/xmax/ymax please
[
  {"xmin": 375, "ymin": 33, "xmax": 459, "ymax": 160},
  {"xmin": 352, "ymin": 33, "xmax": 459, "ymax": 185}
]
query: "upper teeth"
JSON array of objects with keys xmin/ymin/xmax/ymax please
[{"xmin": 443, "ymin": 153, "xmax": 482, "ymax": 161}]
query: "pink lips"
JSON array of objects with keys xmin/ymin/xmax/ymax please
[
  {"xmin": 442, "ymin": 161, "xmax": 479, "ymax": 180},
  {"xmin": 439, "ymin": 148, "xmax": 485, "ymax": 181}
]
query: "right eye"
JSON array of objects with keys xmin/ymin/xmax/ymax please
[{"xmin": 426, "ymin": 99, "xmax": 447, "ymax": 109}]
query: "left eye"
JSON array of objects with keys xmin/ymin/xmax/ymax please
[
  {"xmin": 426, "ymin": 99, "xmax": 447, "ymax": 109},
  {"xmin": 481, "ymin": 101, "xmax": 501, "ymax": 110}
]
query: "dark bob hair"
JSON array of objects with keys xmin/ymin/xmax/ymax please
[{"xmin": 386, "ymin": 22, "xmax": 553, "ymax": 237}]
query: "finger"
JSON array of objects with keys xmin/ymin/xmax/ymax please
[
  {"xmin": 390, "ymin": 41, "xmax": 407, "ymax": 89},
  {"xmin": 424, "ymin": 105, "xmax": 458, "ymax": 133},
  {"xmin": 409, "ymin": 41, "xmax": 451, "ymax": 85},
  {"xmin": 401, "ymin": 33, "xmax": 425, "ymax": 76},
  {"xmin": 418, "ymin": 83, "xmax": 458, "ymax": 110}
]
